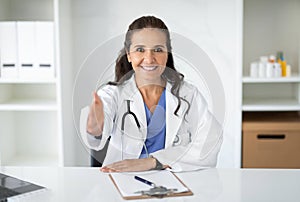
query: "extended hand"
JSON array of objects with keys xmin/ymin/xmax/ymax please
[
  {"xmin": 87, "ymin": 92, "xmax": 104, "ymax": 135},
  {"xmin": 100, "ymin": 158, "xmax": 156, "ymax": 172}
]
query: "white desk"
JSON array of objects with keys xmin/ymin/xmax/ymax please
[{"xmin": 1, "ymin": 167, "xmax": 299, "ymax": 202}]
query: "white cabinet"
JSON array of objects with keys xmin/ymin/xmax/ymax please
[
  {"xmin": 0, "ymin": 0, "xmax": 63, "ymax": 166},
  {"xmin": 243, "ymin": 0, "xmax": 300, "ymax": 112}
]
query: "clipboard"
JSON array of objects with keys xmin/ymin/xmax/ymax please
[{"xmin": 109, "ymin": 170, "xmax": 193, "ymax": 200}]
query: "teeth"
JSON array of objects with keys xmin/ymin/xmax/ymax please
[{"xmin": 142, "ymin": 66, "xmax": 157, "ymax": 71}]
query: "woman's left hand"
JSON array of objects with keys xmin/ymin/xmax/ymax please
[{"xmin": 100, "ymin": 158, "xmax": 156, "ymax": 172}]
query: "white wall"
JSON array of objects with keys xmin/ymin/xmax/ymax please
[
  {"xmin": 68, "ymin": 0, "xmax": 242, "ymax": 167},
  {"xmin": 0, "ymin": 0, "xmax": 9, "ymax": 20}
]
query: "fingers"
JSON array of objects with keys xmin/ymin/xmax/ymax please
[
  {"xmin": 100, "ymin": 159, "xmax": 154, "ymax": 172},
  {"xmin": 93, "ymin": 91, "xmax": 102, "ymax": 105},
  {"xmin": 100, "ymin": 161, "xmax": 129, "ymax": 173},
  {"xmin": 104, "ymin": 162, "xmax": 127, "ymax": 171},
  {"xmin": 86, "ymin": 91, "xmax": 104, "ymax": 135},
  {"xmin": 90, "ymin": 92, "xmax": 103, "ymax": 115},
  {"xmin": 100, "ymin": 166, "xmax": 119, "ymax": 173}
]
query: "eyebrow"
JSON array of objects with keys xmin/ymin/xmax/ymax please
[{"xmin": 132, "ymin": 44, "xmax": 166, "ymax": 48}]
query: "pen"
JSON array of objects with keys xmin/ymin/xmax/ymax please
[{"xmin": 134, "ymin": 176, "xmax": 156, "ymax": 187}]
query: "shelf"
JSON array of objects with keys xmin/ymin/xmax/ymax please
[
  {"xmin": 243, "ymin": 75, "xmax": 300, "ymax": 83},
  {"xmin": 243, "ymin": 98, "xmax": 300, "ymax": 111},
  {"xmin": 0, "ymin": 78, "xmax": 57, "ymax": 84},
  {"xmin": 0, "ymin": 98, "xmax": 57, "ymax": 111},
  {"xmin": 0, "ymin": 0, "xmax": 64, "ymax": 167}
]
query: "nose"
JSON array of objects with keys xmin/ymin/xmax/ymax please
[{"xmin": 143, "ymin": 49, "xmax": 155, "ymax": 63}]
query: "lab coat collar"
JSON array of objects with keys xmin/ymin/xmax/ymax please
[{"xmin": 121, "ymin": 74, "xmax": 186, "ymax": 149}]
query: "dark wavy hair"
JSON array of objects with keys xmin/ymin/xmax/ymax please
[{"xmin": 110, "ymin": 16, "xmax": 189, "ymax": 116}]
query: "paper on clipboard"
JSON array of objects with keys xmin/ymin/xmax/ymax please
[{"xmin": 109, "ymin": 170, "xmax": 193, "ymax": 199}]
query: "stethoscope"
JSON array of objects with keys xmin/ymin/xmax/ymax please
[
  {"xmin": 121, "ymin": 100, "xmax": 140, "ymax": 132},
  {"xmin": 120, "ymin": 100, "xmax": 149, "ymax": 160},
  {"xmin": 121, "ymin": 99, "xmax": 181, "ymax": 157},
  {"xmin": 173, "ymin": 135, "xmax": 180, "ymax": 145},
  {"xmin": 96, "ymin": 84, "xmax": 181, "ymax": 159},
  {"xmin": 96, "ymin": 83, "xmax": 150, "ymax": 159}
]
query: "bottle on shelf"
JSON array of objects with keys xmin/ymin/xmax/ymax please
[
  {"xmin": 266, "ymin": 62, "xmax": 273, "ymax": 78},
  {"xmin": 266, "ymin": 55, "xmax": 276, "ymax": 78},
  {"xmin": 277, "ymin": 51, "xmax": 288, "ymax": 77},
  {"xmin": 250, "ymin": 62, "xmax": 258, "ymax": 77},
  {"xmin": 274, "ymin": 63, "xmax": 282, "ymax": 77},
  {"xmin": 286, "ymin": 64, "xmax": 291, "ymax": 77},
  {"xmin": 258, "ymin": 56, "xmax": 268, "ymax": 78},
  {"xmin": 269, "ymin": 55, "xmax": 276, "ymax": 63}
]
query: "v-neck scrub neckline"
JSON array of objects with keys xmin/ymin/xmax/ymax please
[{"xmin": 139, "ymin": 89, "xmax": 166, "ymax": 158}]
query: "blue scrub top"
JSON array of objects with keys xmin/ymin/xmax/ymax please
[{"xmin": 140, "ymin": 89, "xmax": 166, "ymax": 158}]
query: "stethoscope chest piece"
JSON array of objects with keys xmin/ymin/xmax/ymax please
[{"xmin": 172, "ymin": 135, "xmax": 181, "ymax": 146}]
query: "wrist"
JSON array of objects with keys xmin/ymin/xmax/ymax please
[
  {"xmin": 149, "ymin": 155, "xmax": 164, "ymax": 170},
  {"xmin": 150, "ymin": 157, "xmax": 156, "ymax": 170}
]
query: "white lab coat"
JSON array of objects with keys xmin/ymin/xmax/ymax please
[{"xmin": 80, "ymin": 74, "xmax": 223, "ymax": 172}]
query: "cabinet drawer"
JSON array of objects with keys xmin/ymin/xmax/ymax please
[{"xmin": 242, "ymin": 130, "xmax": 300, "ymax": 168}]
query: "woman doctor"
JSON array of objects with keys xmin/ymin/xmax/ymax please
[{"xmin": 80, "ymin": 16, "xmax": 223, "ymax": 172}]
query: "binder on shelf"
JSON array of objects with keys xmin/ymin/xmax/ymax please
[
  {"xmin": 0, "ymin": 22, "xmax": 19, "ymax": 79},
  {"xmin": 17, "ymin": 21, "xmax": 36, "ymax": 79},
  {"xmin": 17, "ymin": 21, "xmax": 55, "ymax": 80},
  {"xmin": 36, "ymin": 21, "xmax": 55, "ymax": 79}
]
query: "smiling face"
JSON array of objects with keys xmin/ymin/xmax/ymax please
[{"xmin": 127, "ymin": 28, "xmax": 168, "ymax": 86}]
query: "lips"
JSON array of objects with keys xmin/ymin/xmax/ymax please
[{"xmin": 141, "ymin": 66, "xmax": 158, "ymax": 71}]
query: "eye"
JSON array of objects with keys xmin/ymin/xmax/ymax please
[
  {"xmin": 136, "ymin": 47, "xmax": 144, "ymax": 52},
  {"xmin": 154, "ymin": 47, "xmax": 164, "ymax": 52}
]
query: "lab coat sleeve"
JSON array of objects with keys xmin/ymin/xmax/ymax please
[
  {"xmin": 80, "ymin": 85, "xmax": 118, "ymax": 151},
  {"xmin": 151, "ymin": 89, "xmax": 223, "ymax": 172}
]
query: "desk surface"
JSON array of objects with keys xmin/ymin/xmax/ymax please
[{"xmin": 0, "ymin": 167, "xmax": 299, "ymax": 202}]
